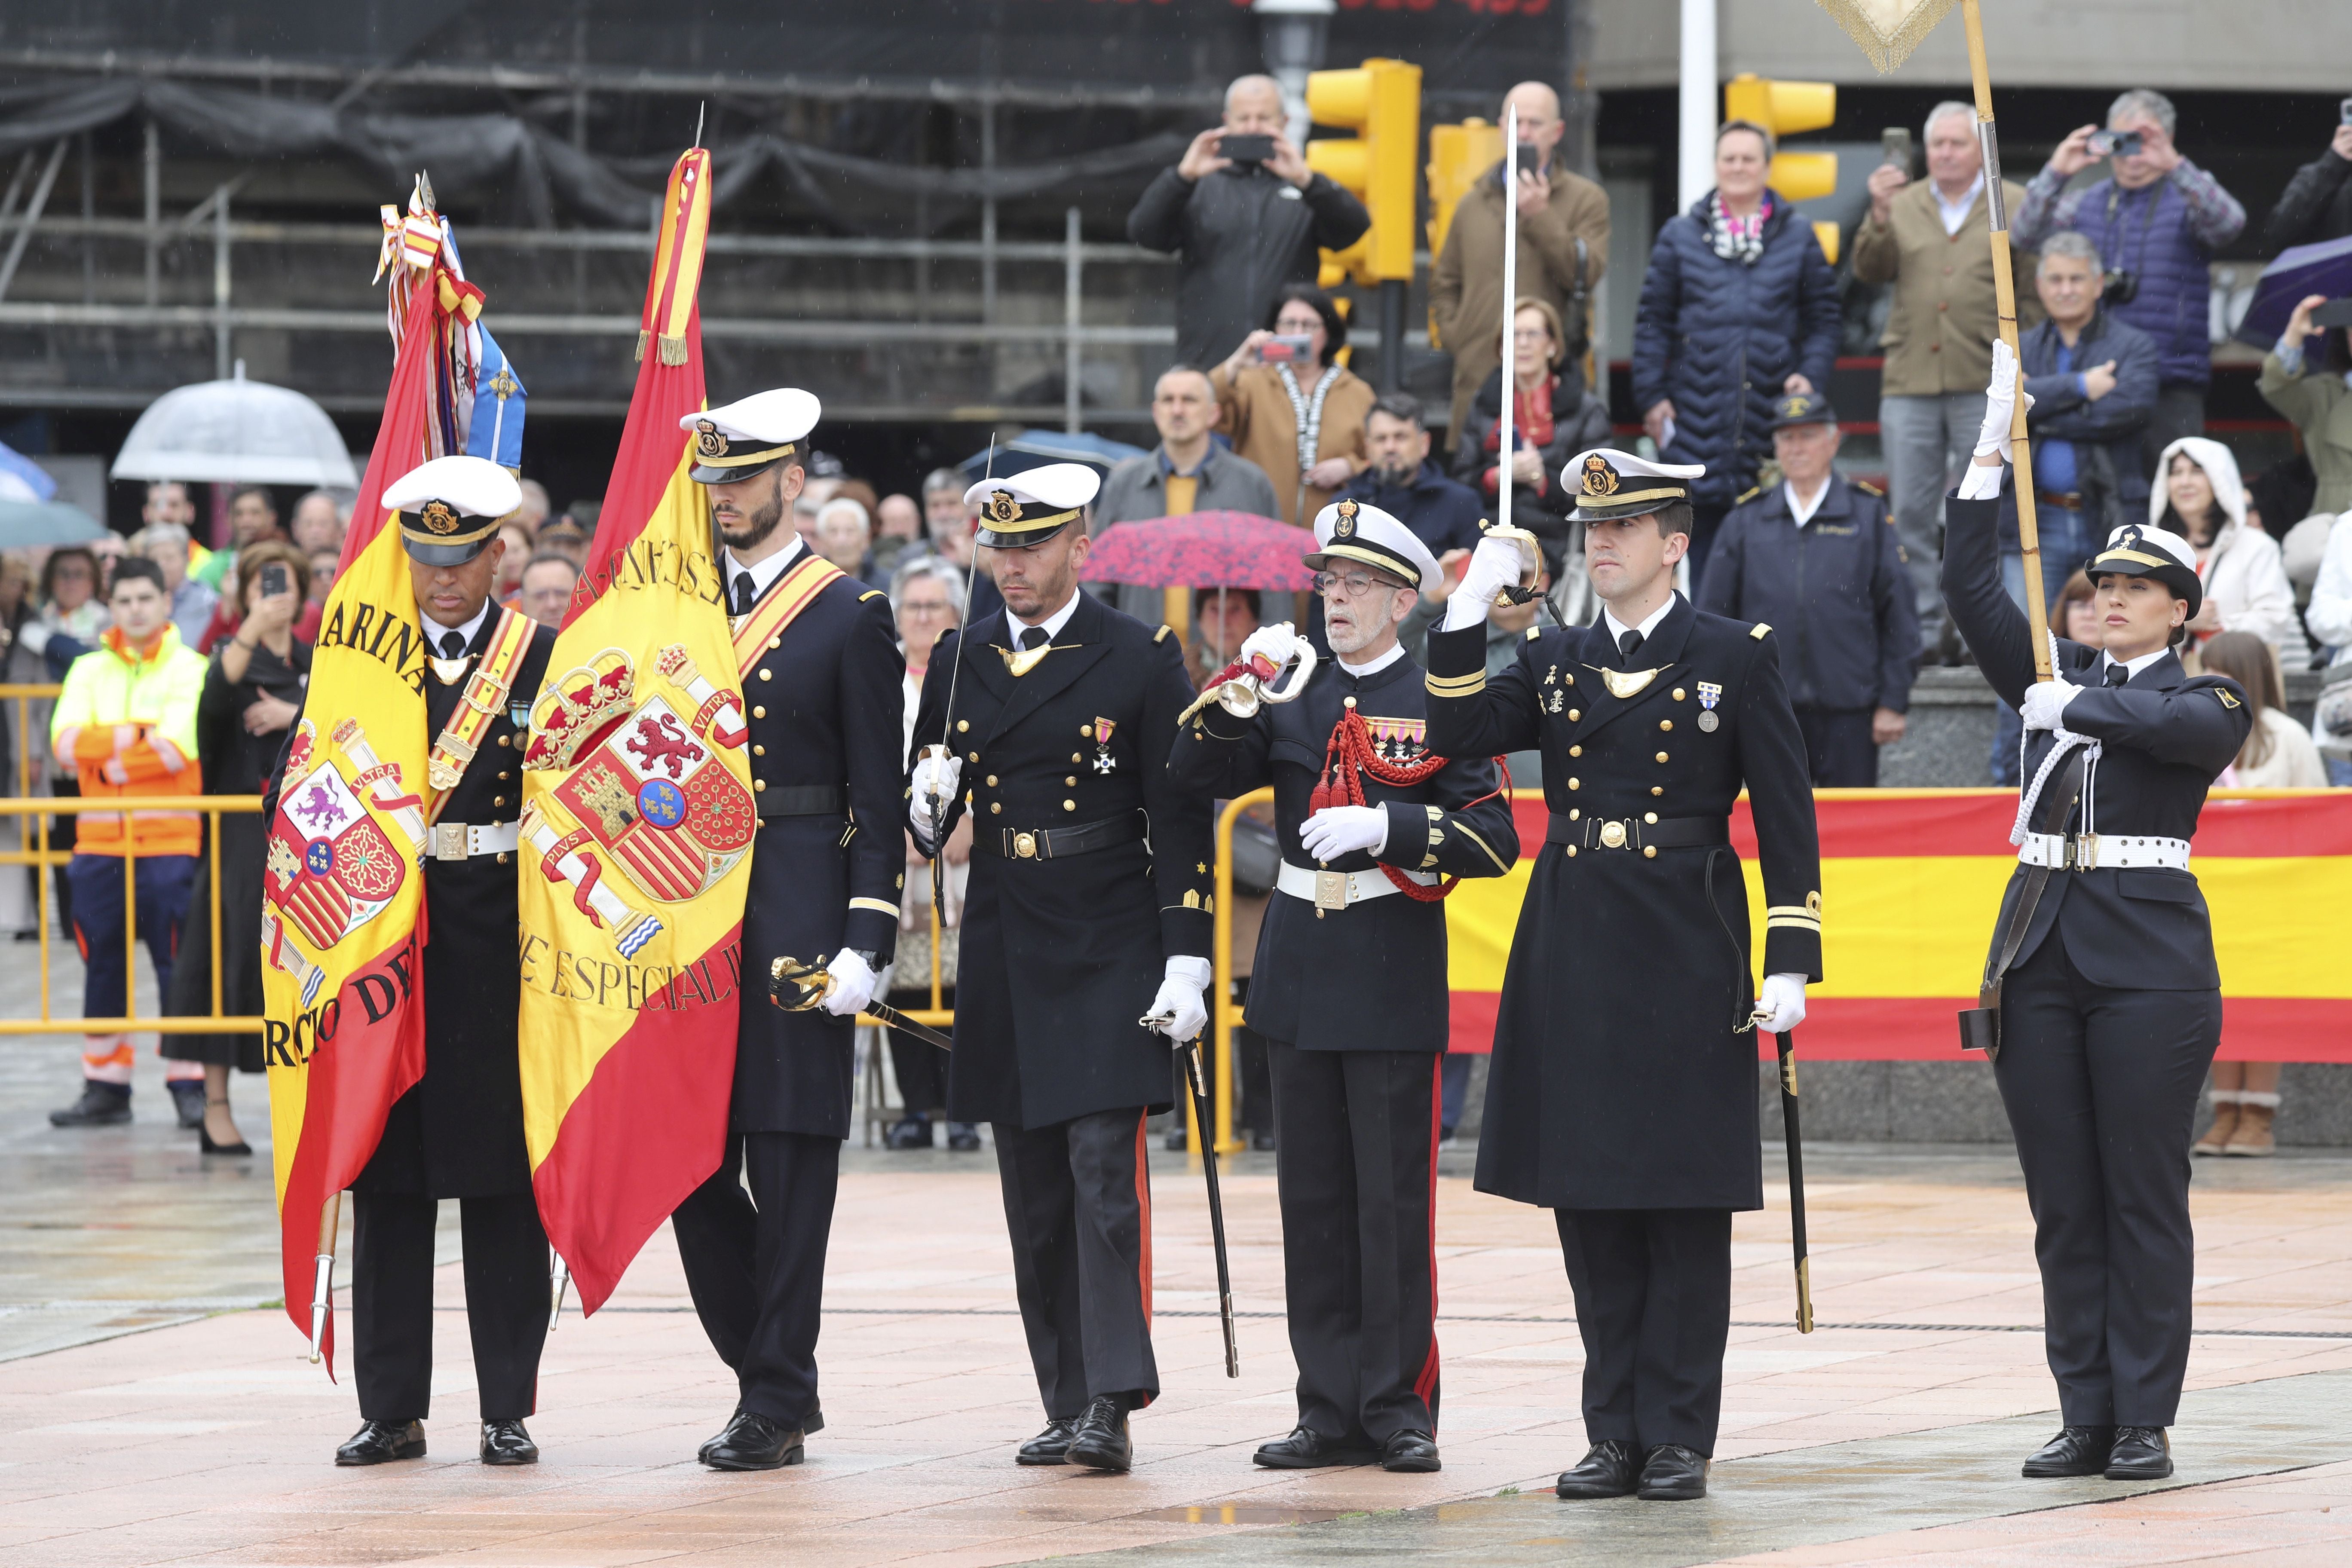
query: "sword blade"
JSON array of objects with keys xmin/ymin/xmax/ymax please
[
  {"xmin": 1777, "ymin": 1028, "xmax": 1814, "ymax": 1333},
  {"xmin": 866, "ymin": 998, "xmax": 954, "ymax": 1053},
  {"xmin": 1188, "ymin": 1040, "xmax": 1240, "ymax": 1377}
]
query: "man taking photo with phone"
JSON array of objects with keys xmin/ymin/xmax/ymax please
[
  {"xmin": 2260, "ymin": 105, "xmax": 2352, "ymax": 251},
  {"xmin": 2014, "ymin": 90, "xmax": 2245, "ymax": 468},
  {"xmin": 1128, "ymin": 73, "xmax": 1370, "ymax": 369}
]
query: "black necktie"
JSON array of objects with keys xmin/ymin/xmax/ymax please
[
  {"xmin": 1617, "ymin": 628, "xmax": 1644, "ymax": 663},
  {"xmin": 1019, "ymin": 626, "xmax": 1047, "ymax": 652},
  {"xmin": 2104, "ymin": 662, "xmax": 2130, "ymax": 688},
  {"xmin": 440, "ymin": 631, "xmax": 465, "ymax": 659},
  {"xmin": 733, "ymin": 572, "xmax": 756, "ymax": 617}
]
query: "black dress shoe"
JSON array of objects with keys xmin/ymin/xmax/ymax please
[
  {"xmin": 49, "ymin": 1083, "xmax": 131, "ymax": 1127},
  {"xmin": 884, "ymin": 1115, "xmax": 934, "ymax": 1150},
  {"xmin": 1017, "ymin": 1417, "xmax": 1078, "ymax": 1466},
  {"xmin": 697, "ymin": 1408, "xmax": 749, "ymax": 1464},
  {"xmin": 480, "ymin": 1418, "xmax": 538, "ymax": 1465},
  {"xmin": 2105, "ymin": 1426, "xmax": 2172, "ymax": 1480},
  {"xmin": 704, "ymin": 1410, "xmax": 805, "ymax": 1471},
  {"xmin": 336, "ymin": 1419, "xmax": 426, "ymax": 1465},
  {"xmin": 167, "ymin": 1080, "xmax": 207, "ymax": 1129},
  {"xmin": 2022, "ymin": 1424, "xmax": 2116, "ymax": 1478},
  {"xmin": 1063, "ymin": 1395, "xmax": 1131, "ymax": 1472},
  {"xmin": 1636, "ymin": 1444, "xmax": 1709, "ymax": 1501},
  {"xmin": 946, "ymin": 1122, "xmax": 982, "ymax": 1151},
  {"xmin": 1555, "ymin": 1439, "xmax": 1640, "ymax": 1498},
  {"xmin": 199, "ymin": 1125, "xmax": 253, "ymax": 1155},
  {"xmin": 1253, "ymin": 1427, "xmax": 1372, "ymax": 1468},
  {"xmin": 1252, "ymin": 1131, "xmax": 1276, "ymax": 1152},
  {"xmin": 1379, "ymin": 1429, "xmax": 1441, "ymax": 1473},
  {"xmin": 1164, "ymin": 1127, "xmax": 1188, "ymax": 1152}
]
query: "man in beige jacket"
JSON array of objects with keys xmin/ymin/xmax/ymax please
[
  {"xmin": 1430, "ymin": 81, "xmax": 1609, "ymax": 450},
  {"xmin": 1854, "ymin": 101, "xmax": 2037, "ymax": 646}
]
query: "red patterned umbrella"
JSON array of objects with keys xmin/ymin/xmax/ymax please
[{"xmin": 1078, "ymin": 510, "xmax": 1315, "ymax": 591}]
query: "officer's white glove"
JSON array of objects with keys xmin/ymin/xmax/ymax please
[
  {"xmin": 1753, "ymin": 972, "xmax": 1808, "ymax": 1035},
  {"xmin": 820, "ymin": 947, "xmax": 877, "ymax": 1018},
  {"xmin": 1299, "ymin": 804, "xmax": 1389, "ymax": 863},
  {"xmin": 2018, "ymin": 677, "xmax": 2084, "ymax": 732},
  {"xmin": 1237, "ymin": 621, "xmax": 1301, "ymax": 673},
  {"xmin": 1144, "ymin": 956, "xmax": 1213, "ymax": 1046},
  {"xmin": 908, "ymin": 748, "xmax": 963, "ymax": 841},
  {"xmin": 1973, "ymin": 339, "xmax": 2038, "ymax": 462},
  {"xmin": 1442, "ymin": 532, "xmax": 1534, "ymax": 631}
]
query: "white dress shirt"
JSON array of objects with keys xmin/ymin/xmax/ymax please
[
  {"xmin": 421, "ymin": 596, "xmax": 491, "ymax": 655},
  {"xmin": 1785, "ymin": 475, "xmax": 1833, "ymax": 529},
  {"xmin": 725, "ymin": 534, "xmax": 807, "ymax": 610},
  {"xmin": 1335, "ymin": 641, "xmax": 1406, "ymax": 679},
  {"xmin": 1935, "ymin": 173, "xmax": 1984, "ymax": 237},
  {"xmin": 1006, "ymin": 587, "xmax": 1082, "ymax": 644},
  {"xmin": 1602, "ymin": 593, "xmax": 1680, "ymax": 650},
  {"xmin": 2101, "ymin": 645, "xmax": 2170, "ymax": 682}
]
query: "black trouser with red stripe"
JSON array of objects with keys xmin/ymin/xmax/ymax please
[
  {"xmin": 994, "ymin": 1108, "xmax": 1158, "ymax": 1419},
  {"xmin": 1269, "ymin": 1042, "xmax": 1441, "ymax": 1446}
]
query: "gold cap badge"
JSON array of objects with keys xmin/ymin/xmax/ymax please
[
  {"xmin": 1335, "ymin": 498, "xmax": 1358, "ymax": 537},
  {"xmin": 420, "ymin": 499, "xmax": 461, "ymax": 536},
  {"xmin": 1581, "ymin": 454, "xmax": 1620, "ymax": 497},
  {"xmin": 985, "ymin": 489, "xmax": 1023, "ymax": 524}
]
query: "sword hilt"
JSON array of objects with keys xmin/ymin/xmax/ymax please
[{"xmin": 770, "ymin": 954, "xmax": 835, "ymax": 1012}]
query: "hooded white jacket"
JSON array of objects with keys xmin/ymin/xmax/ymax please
[{"xmin": 2149, "ymin": 436, "xmax": 2308, "ymax": 672}]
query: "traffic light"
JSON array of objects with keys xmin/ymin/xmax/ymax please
[
  {"xmin": 1723, "ymin": 72, "xmax": 1838, "ymax": 202},
  {"xmin": 1424, "ymin": 116, "xmax": 1503, "ymax": 344},
  {"xmin": 1305, "ymin": 56, "xmax": 1421, "ymax": 288}
]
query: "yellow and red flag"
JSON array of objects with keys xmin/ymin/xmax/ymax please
[
  {"xmin": 259, "ymin": 228, "xmax": 484, "ymax": 1372},
  {"xmin": 1446, "ymin": 790, "xmax": 2352, "ymax": 1060},
  {"xmin": 517, "ymin": 147, "xmax": 752, "ymax": 1313}
]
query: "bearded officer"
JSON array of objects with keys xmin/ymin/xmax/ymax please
[
  {"xmin": 328, "ymin": 456, "xmax": 558, "ymax": 1467},
  {"xmin": 907, "ymin": 463, "xmax": 1216, "ymax": 1473},
  {"xmin": 1168, "ymin": 499, "xmax": 1517, "ymax": 1475},
  {"xmin": 665, "ymin": 389, "xmax": 906, "ymax": 1472},
  {"xmin": 1421, "ymin": 449, "xmax": 1823, "ymax": 1503}
]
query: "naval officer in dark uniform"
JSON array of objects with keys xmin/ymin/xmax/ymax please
[
  {"xmin": 1168, "ymin": 499, "xmax": 1518, "ymax": 1475},
  {"xmin": 1698, "ymin": 392, "xmax": 1919, "ymax": 786},
  {"xmin": 907, "ymin": 463, "xmax": 1217, "ymax": 1473},
  {"xmin": 1943, "ymin": 345, "xmax": 2248, "ymax": 1484},
  {"xmin": 328, "ymin": 456, "xmax": 559, "ymax": 1467},
  {"xmin": 1422, "ymin": 449, "xmax": 1824, "ymax": 1503},
  {"xmin": 665, "ymin": 389, "xmax": 908, "ymax": 1471}
]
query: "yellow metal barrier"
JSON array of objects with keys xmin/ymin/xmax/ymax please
[
  {"xmin": 0, "ymin": 793, "xmax": 266, "ymax": 1035},
  {"xmin": 1201, "ymin": 788, "xmax": 1275, "ymax": 1158}
]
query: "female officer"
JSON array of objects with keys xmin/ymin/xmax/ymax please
[{"xmin": 1940, "ymin": 343, "xmax": 2250, "ymax": 1485}]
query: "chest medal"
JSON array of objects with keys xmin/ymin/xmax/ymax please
[
  {"xmin": 1093, "ymin": 716, "xmax": 1118, "ymax": 773},
  {"xmin": 1696, "ymin": 680, "xmax": 1724, "ymax": 732}
]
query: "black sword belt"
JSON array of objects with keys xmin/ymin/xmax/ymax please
[
  {"xmin": 974, "ymin": 808, "xmax": 1146, "ymax": 861},
  {"xmin": 1548, "ymin": 812, "xmax": 1731, "ymax": 854},
  {"xmin": 756, "ymin": 785, "xmax": 845, "ymax": 820}
]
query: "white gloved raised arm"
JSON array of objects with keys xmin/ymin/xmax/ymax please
[
  {"xmin": 1441, "ymin": 533, "xmax": 1532, "ymax": 632},
  {"xmin": 1959, "ymin": 340, "xmax": 2038, "ymax": 501}
]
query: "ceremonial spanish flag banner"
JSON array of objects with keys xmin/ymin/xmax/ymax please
[
  {"xmin": 517, "ymin": 147, "xmax": 752, "ymax": 1314},
  {"xmin": 259, "ymin": 238, "xmax": 484, "ymax": 1371},
  {"xmin": 1446, "ymin": 790, "xmax": 2352, "ymax": 1060}
]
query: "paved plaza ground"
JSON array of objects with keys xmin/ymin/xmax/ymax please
[{"xmin": 7, "ymin": 1016, "xmax": 2352, "ymax": 1565}]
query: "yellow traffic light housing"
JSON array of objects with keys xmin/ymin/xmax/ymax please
[
  {"xmin": 1305, "ymin": 57, "xmax": 1422, "ymax": 288},
  {"xmin": 1724, "ymin": 72, "xmax": 1839, "ymax": 204},
  {"xmin": 1426, "ymin": 117, "xmax": 1503, "ymax": 267}
]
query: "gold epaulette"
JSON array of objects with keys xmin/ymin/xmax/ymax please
[
  {"xmin": 1734, "ymin": 485, "xmax": 1762, "ymax": 505},
  {"xmin": 858, "ymin": 588, "xmax": 883, "ymax": 601},
  {"xmin": 1751, "ymin": 622, "xmax": 1772, "ymax": 640},
  {"xmin": 1154, "ymin": 625, "xmax": 1174, "ymax": 643},
  {"xmin": 1525, "ymin": 625, "xmax": 1542, "ymax": 640},
  {"xmin": 1856, "ymin": 479, "xmax": 1885, "ymax": 498}
]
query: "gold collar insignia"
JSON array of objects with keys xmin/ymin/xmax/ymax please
[
  {"xmin": 428, "ymin": 654, "xmax": 472, "ymax": 686},
  {"xmin": 998, "ymin": 643, "xmax": 1056, "ymax": 677},
  {"xmin": 1586, "ymin": 664, "xmax": 1665, "ymax": 700}
]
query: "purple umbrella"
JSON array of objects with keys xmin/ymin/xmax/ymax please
[
  {"xmin": 1079, "ymin": 510, "xmax": 1317, "ymax": 591},
  {"xmin": 2233, "ymin": 234, "xmax": 2352, "ymax": 351}
]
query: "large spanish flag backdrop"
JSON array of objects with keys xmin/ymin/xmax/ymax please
[
  {"xmin": 259, "ymin": 223, "xmax": 482, "ymax": 1371},
  {"xmin": 1445, "ymin": 789, "xmax": 2352, "ymax": 1060},
  {"xmin": 517, "ymin": 147, "xmax": 752, "ymax": 1315}
]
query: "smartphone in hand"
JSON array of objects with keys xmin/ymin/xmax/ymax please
[
  {"xmin": 1219, "ymin": 133, "xmax": 1275, "ymax": 165},
  {"xmin": 1260, "ymin": 334, "xmax": 1315, "ymax": 364},
  {"xmin": 1880, "ymin": 127, "xmax": 1912, "ymax": 168},
  {"xmin": 260, "ymin": 563, "xmax": 291, "ymax": 599}
]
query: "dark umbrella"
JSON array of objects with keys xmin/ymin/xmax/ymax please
[
  {"xmin": 2233, "ymin": 235, "xmax": 2352, "ymax": 351},
  {"xmin": 1078, "ymin": 511, "xmax": 1316, "ymax": 592}
]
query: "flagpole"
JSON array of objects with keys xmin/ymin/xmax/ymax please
[
  {"xmin": 1960, "ymin": 0, "xmax": 2052, "ymax": 680},
  {"xmin": 1497, "ymin": 105, "xmax": 1519, "ymax": 537}
]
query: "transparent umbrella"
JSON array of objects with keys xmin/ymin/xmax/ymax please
[
  {"xmin": 0, "ymin": 498, "xmax": 105, "ymax": 547},
  {"xmin": 110, "ymin": 362, "xmax": 358, "ymax": 489}
]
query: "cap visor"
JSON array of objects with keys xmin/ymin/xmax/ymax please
[
  {"xmin": 401, "ymin": 536, "xmax": 493, "ymax": 567},
  {"xmin": 1571, "ymin": 499, "xmax": 1684, "ymax": 525},
  {"xmin": 975, "ymin": 519, "xmax": 1074, "ymax": 550},
  {"xmin": 691, "ymin": 457, "xmax": 786, "ymax": 485}
]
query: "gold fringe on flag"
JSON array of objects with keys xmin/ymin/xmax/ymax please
[
  {"xmin": 658, "ymin": 334, "xmax": 689, "ymax": 367},
  {"xmin": 1813, "ymin": 0, "xmax": 1960, "ymax": 73},
  {"xmin": 635, "ymin": 328, "xmax": 651, "ymax": 364}
]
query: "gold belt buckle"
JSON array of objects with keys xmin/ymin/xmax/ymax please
[
  {"xmin": 1315, "ymin": 870, "xmax": 1349, "ymax": 911},
  {"xmin": 2073, "ymin": 833, "xmax": 2099, "ymax": 871},
  {"xmin": 434, "ymin": 823, "xmax": 467, "ymax": 862},
  {"xmin": 1013, "ymin": 830, "xmax": 1039, "ymax": 859},
  {"xmin": 1599, "ymin": 820, "xmax": 1628, "ymax": 850}
]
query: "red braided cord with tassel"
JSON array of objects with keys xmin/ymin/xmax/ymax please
[{"xmin": 1307, "ymin": 708, "xmax": 1508, "ymax": 903}]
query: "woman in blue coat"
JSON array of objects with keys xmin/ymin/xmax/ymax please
[{"xmin": 1633, "ymin": 119, "xmax": 1841, "ymax": 583}]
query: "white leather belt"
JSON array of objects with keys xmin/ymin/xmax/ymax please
[
  {"xmin": 2017, "ymin": 832, "xmax": 2190, "ymax": 872},
  {"xmin": 1275, "ymin": 858, "xmax": 1437, "ymax": 911},
  {"xmin": 431, "ymin": 820, "xmax": 521, "ymax": 862}
]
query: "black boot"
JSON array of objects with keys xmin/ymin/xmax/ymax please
[
  {"xmin": 1556, "ymin": 1439, "xmax": 1641, "ymax": 1498},
  {"xmin": 480, "ymin": 1419, "xmax": 538, "ymax": 1465},
  {"xmin": 336, "ymin": 1420, "xmax": 426, "ymax": 1465},
  {"xmin": 49, "ymin": 1082, "xmax": 131, "ymax": 1127},
  {"xmin": 1063, "ymin": 1395, "xmax": 1132, "ymax": 1472},
  {"xmin": 2104, "ymin": 1426, "xmax": 2171, "ymax": 1480},
  {"xmin": 2022, "ymin": 1425, "xmax": 2116, "ymax": 1478}
]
